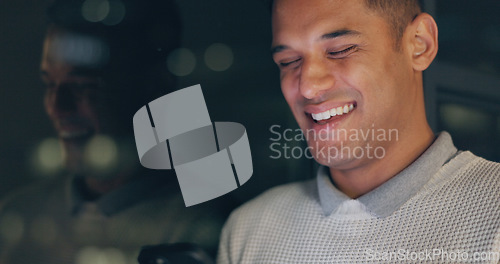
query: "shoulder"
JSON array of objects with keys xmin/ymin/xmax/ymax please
[
  {"xmin": 0, "ymin": 177, "xmax": 67, "ymax": 216},
  {"xmin": 451, "ymin": 151, "xmax": 500, "ymax": 186},
  {"xmin": 431, "ymin": 151, "xmax": 500, "ymax": 186},
  {"xmin": 427, "ymin": 151, "xmax": 500, "ymax": 215},
  {"xmin": 470, "ymin": 153, "xmax": 500, "ymax": 174},
  {"xmin": 461, "ymin": 153, "xmax": 500, "ymax": 198},
  {"xmin": 432, "ymin": 152, "xmax": 500, "ymax": 242}
]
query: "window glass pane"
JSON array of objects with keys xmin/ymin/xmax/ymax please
[
  {"xmin": 436, "ymin": 0, "xmax": 500, "ymax": 75},
  {"xmin": 439, "ymin": 103, "xmax": 499, "ymax": 162}
]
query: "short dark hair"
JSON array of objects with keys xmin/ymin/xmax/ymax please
[
  {"xmin": 363, "ymin": 0, "xmax": 422, "ymax": 49},
  {"xmin": 270, "ymin": 0, "xmax": 423, "ymax": 49}
]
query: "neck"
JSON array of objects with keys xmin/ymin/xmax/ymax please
[
  {"xmin": 83, "ymin": 174, "xmax": 131, "ymax": 199},
  {"xmin": 329, "ymin": 126, "xmax": 434, "ymax": 198}
]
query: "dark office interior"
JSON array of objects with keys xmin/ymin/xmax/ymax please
[{"xmin": 0, "ymin": 0, "xmax": 499, "ymax": 228}]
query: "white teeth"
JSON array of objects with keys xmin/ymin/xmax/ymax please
[
  {"xmin": 311, "ymin": 103, "xmax": 355, "ymax": 121},
  {"xmin": 336, "ymin": 107, "xmax": 343, "ymax": 116}
]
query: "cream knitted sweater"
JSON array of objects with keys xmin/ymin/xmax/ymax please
[{"xmin": 218, "ymin": 133, "xmax": 500, "ymax": 263}]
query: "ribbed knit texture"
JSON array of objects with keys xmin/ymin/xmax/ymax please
[{"xmin": 218, "ymin": 152, "xmax": 500, "ymax": 263}]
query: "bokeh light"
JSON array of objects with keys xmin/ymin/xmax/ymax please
[
  {"xmin": 166, "ymin": 48, "xmax": 196, "ymax": 76},
  {"xmin": 0, "ymin": 213, "xmax": 24, "ymax": 245},
  {"xmin": 204, "ymin": 43, "xmax": 234, "ymax": 71},
  {"xmin": 102, "ymin": 0, "xmax": 126, "ymax": 26},
  {"xmin": 82, "ymin": 0, "xmax": 110, "ymax": 23},
  {"xmin": 32, "ymin": 137, "xmax": 63, "ymax": 175},
  {"xmin": 440, "ymin": 104, "xmax": 490, "ymax": 134},
  {"xmin": 84, "ymin": 135, "xmax": 118, "ymax": 172},
  {"xmin": 76, "ymin": 247, "xmax": 128, "ymax": 264}
]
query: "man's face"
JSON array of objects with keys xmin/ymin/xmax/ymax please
[
  {"xmin": 272, "ymin": 0, "xmax": 417, "ymax": 169},
  {"xmin": 40, "ymin": 30, "xmax": 120, "ymax": 172}
]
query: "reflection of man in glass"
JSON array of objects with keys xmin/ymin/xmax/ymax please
[
  {"xmin": 0, "ymin": 0, "xmax": 230, "ymax": 263},
  {"xmin": 218, "ymin": 0, "xmax": 500, "ymax": 263}
]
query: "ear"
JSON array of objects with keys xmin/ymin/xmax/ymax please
[{"xmin": 405, "ymin": 13, "xmax": 438, "ymax": 71}]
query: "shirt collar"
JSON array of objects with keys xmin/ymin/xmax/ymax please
[{"xmin": 317, "ymin": 132, "xmax": 458, "ymax": 218}]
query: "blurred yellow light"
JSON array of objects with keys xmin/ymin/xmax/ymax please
[
  {"xmin": 82, "ymin": 0, "xmax": 110, "ymax": 23},
  {"xmin": 102, "ymin": 0, "xmax": 126, "ymax": 26},
  {"xmin": 0, "ymin": 213, "xmax": 24, "ymax": 245},
  {"xmin": 167, "ymin": 48, "xmax": 197, "ymax": 76},
  {"xmin": 84, "ymin": 135, "xmax": 118, "ymax": 172},
  {"xmin": 76, "ymin": 247, "xmax": 128, "ymax": 264},
  {"xmin": 440, "ymin": 104, "xmax": 490, "ymax": 134},
  {"xmin": 33, "ymin": 137, "xmax": 63, "ymax": 175},
  {"xmin": 204, "ymin": 43, "xmax": 234, "ymax": 71}
]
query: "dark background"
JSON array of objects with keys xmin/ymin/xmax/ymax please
[{"xmin": 0, "ymin": 0, "xmax": 499, "ymax": 204}]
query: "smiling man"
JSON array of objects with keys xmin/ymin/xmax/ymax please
[
  {"xmin": 0, "ymin": 0, "xmax": 230, "ymax": 263},
  {"xmin": 217, "ymin": 0, "xmax": 500, "ymax": 263}
]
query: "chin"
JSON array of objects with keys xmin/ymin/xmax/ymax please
[
  {"xmin": 308, "ymin": 139, "xmax": 364, "ymax": 168},
  {"xmin": 312, "ymin": 150, "xmax": 355, "ymax": 169}
]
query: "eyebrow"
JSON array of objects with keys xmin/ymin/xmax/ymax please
[
  {"xmin": 271, "ymin": 45, "xmax": 289, "ymax": 55},
  {"xmin": 320, "ymin": 29, "xmax": 360, "ymax": 40},
  {"xmin": 271, "ymin": 29, "xmax": 361, "ymax": 55}
]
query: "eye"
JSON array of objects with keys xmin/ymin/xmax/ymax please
[
  {"xmin": 327, "ymin": 45, "xmax": 358, "ymax": 59},
  {"xmin": 279, "ymin": 58, "xmax": 301, "ymax": 68}
]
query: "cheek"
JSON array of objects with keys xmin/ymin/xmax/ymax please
[
  {"xmin": 43, "ymin": 94, "xmax": 50, "ymax": 112},
  {"xmin": 82, "ymin": 102, "xmax": 100, "ymax": 121},
  {"xmin": 79, "ymin": 93, "xmax": 106, "ymax": 124},
  {"xmin": 348, "ymin": 64, "xmax": 406, "ymax": 131},
  {"xmin": 43, "ymin": 92, "xmax": 55, "ymax": 117},
  {"xmin": 280, "ymin": 73, "xmax": 300, "ymax": 107},
  {"xmin": 83, "ymin": 92, "xmax": 123, "ymax": 132},
  {"xmin": 344, "ymin": 54, "xmax": 393, "ymax": 96}
]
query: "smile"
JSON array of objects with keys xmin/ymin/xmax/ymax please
[
  {"xmin": 59, "ymin": 129, "xmax": 92, "ymax": 139},
  {"xmin": 311, "ymin": 103, "xmax": 355, "ymax": 122}
]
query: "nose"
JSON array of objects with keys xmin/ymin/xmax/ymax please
[
  {"xmin": 45, "ymin": 84, "xmax": 78, "ymax": 117},
  {"xmin": 299, "ymin": 57, "xmax": 335, "ymax": 99}
]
